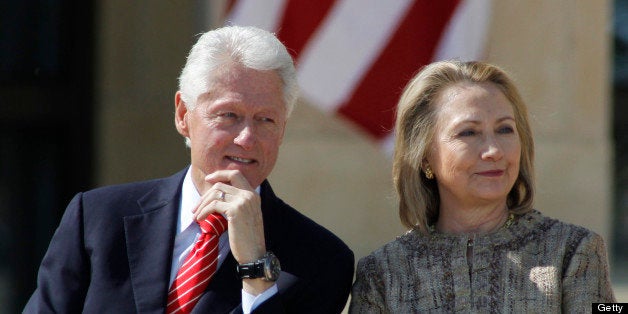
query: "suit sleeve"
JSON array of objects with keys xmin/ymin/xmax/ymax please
[
  {"xmin": 561, "ymin": 231, "xmax": 616, "ymax": 311},
  {"xmin": 251, "ymin": 248, "xmax": 355, "ymax": 314},
  {"xmin": 23, "ymin": 193, "xmax": 90, "ymax": 313}
]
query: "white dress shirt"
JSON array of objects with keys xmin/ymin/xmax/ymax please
[{"xmin": 169, "ymin": 169, "xmax": 277, "ymax": 313}]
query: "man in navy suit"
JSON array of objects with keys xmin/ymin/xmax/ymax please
[{"xmin": 24, "ymin": 25, "xmax": 354, "ymax": 313}]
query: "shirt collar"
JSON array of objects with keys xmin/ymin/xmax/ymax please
[{"xmin": 179, "ymin": 168, "xmax": 201, "ymax": 233}]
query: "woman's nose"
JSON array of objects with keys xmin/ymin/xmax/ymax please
[{"xmin": 481, "ymin": 136, "xmax": 503, "ymax": 161}]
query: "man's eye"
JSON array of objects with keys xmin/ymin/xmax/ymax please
[
  {"xmin": 221, "ymin": 112, "xmax": 237, "ymax": 118},
  {"xmin": 260, "ymin": 117, "xmax": 275, "ymax": 123}
]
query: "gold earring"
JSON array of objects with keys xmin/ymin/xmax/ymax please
[{"xmin": 424, "ymin": 166, "xmax": 434, "ymax": 179}]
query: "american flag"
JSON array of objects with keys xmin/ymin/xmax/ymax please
[{"xmin": 224, "ymin": 0, "xmax": 491, "ymax": 153}]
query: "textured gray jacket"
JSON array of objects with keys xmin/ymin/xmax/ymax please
[{"xmin": 350, "ymin": 210, "xmax": 616, "ymax": 313}]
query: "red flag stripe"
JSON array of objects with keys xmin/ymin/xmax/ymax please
[
  {"xmin": 276, "ymin": 0, "xmax": 337, "ymax": 59},
  {"xmin": 293, "ymin": 0, "xmax": 415, "ymax": 113},
  {"xmin": 337, "ymin": 0, "xmax": 460, "ymax": 139},
  {"xmin": 225, "ymin": 0, "xmax": 237, "ymax": 16}
]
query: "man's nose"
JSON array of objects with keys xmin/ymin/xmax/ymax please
[{"xmin": 233, "ymin": 123, "xmax": 256, "ymax": 150}]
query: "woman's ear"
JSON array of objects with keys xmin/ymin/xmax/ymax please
[{"xmin": 422, "ymin": 158, "xmax": 434, "ymax": 179}]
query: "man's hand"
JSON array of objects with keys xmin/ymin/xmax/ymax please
[{"xmin": 192, "ymin": 170, "xmax": 274, "ymax": 295}]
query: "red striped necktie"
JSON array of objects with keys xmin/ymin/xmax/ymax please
[{"xmin": 166, "ymin": 213, "xmax": 228, "ymax": 314}]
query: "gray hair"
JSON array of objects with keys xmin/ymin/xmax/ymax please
[{"xmin": 178, "ymin": 25, "xmax": 298, "ymax": 116}]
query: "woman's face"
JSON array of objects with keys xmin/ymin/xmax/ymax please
[{"xmin": 427, "ymin": 82, "xmax": 521, "ymax": 209}]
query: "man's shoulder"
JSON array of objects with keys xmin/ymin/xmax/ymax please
[
  {"xmin": 79, "ymin": 168, "xmax": 186, "ymax": 207},
  {"xmin": 276, "ymin": 203, "xmax": 348, "ymax": 248},
  {"xmin": 261, "ymin": 181, "xmax": 353, "ymax": 257}
]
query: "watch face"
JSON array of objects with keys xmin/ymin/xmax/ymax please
[{"xmin": 263, "ymin": 253, "xmax": 281, "ymax": 281}]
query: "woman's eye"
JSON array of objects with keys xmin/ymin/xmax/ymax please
[
  {"xmin": 498, "ymin": 126, "xmax": 514, "ymax": 134},
  {"xmin": 458, "ymin": 130, "xmax": 476, "ymax": 137}
]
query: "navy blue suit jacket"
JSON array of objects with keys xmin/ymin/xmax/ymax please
[{"xmin": 24, "ymin": 168, "xmax": 354, "ymax": 313}]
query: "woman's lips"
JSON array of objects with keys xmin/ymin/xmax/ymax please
[{"xmin": 477, "ymin": 170, "xmax": 504, "ymax": 177}]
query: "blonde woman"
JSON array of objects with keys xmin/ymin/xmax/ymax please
[{"xmin": 350, "ymin": 60, "xmax": 616, "ymax": 313}]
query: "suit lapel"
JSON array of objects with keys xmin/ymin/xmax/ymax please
[{"xmin": 124, "ymin": 170, "xmax": 185, "ymax": 313}]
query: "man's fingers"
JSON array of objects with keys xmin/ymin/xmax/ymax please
[
  {"xmin": 205, "ymin": 170, "xmax": 253, "ymax": 191},
  {"xmin": 194, "ymin": 198, "xmax": 229, "ymax": 221},
  {"xmin": 193, "ymin": 187, "xmax": 229, "ymax": 217}
]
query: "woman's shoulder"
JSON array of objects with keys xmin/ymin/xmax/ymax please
[
  {"xmin": 520, "ymin": 210, "xmax": 600, "ymax": 240},
  {"xmin": 357, "ymin": 231, "xmax": 418, "ymax": 277},
  {"xmin": 508, "ymin": 210, "xmax": 605, "ymax": 254},
  {"xmin": 356, "ymin": 230, "xmax": 429, "ymax": 269}
]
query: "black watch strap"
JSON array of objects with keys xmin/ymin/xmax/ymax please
[
  {"xmin": 236, "ymin": 251, "xmax": 281, "ymax": 281},
  {"xmin": 237, "ymin": 261, "xmax": 265, "ymax": 279}
]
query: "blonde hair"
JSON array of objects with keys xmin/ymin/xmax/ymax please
[{"xmin": 393, "ymin": 60, "xmax": 535, "ymax": 233}]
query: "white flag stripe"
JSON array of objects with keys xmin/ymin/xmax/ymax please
[
  {"xmin": 296, "ymin": 0, "xmax": 414, "ymax": 113},
  {"xmin": 227, "ymin": 0, "xmax": 288, "ymax": 31},
  {"xmin": 381, "ymin": 131, "xmax": 396, "ymax": 157},
  {"xmin": 434, "ymin": 0, "xmax": 492, "ymax": 61}
]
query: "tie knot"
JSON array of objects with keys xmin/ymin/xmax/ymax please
[{"xmin": 198, "ymin": 214, "xmax": 228, "ymax": 235}]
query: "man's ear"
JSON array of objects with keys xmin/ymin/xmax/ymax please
[
  {"xmin": 278, "ymin": 118, "xmax": 288, "ymax": 145},
  {"xmin": 174, "ymin": 91, "xmax": 189, "ymax": 137}
]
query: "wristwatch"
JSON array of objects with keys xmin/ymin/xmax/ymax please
[{"xmin": 236, "ymin": 251, "xmax": 281, "ymax": 281}]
